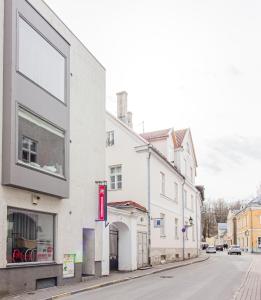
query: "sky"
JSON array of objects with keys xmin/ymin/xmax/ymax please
[{"xmin": 45, "ymin": 0, "xmax": 261, "ymax": 202}]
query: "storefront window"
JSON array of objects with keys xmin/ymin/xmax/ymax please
[{"xmin": 7, "ymin": 208, "xmax": 54, "ymax": 264}]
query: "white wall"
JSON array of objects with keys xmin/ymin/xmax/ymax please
[
  {"xmin": 150, "ymin": 153, "xmax": 184, "ymax": 250},
  {"xmin": 0, "ymin": 0, "xmax": 107, "ymax": 273},
  {"xmin": 106, "ymin": 114, "xmax": 202, "ymax": 263},
  {"xmin": 106, "ymin": 114, "xmax": 148, "ymax": 208}
]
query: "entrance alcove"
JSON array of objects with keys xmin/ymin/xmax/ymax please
[{"xmin": 109, "ymin": 221, "xmax": 132, "ymax": 271}]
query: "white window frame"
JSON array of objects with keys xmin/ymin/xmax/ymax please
[
  {"xmin": 258, "ymin": 237, "xmax": 261, "ymax": 248},
  {"xmin": 187, "ymin": 142, "xmax": 190, "ymax": 154},
  {"xmin": 175, "ymin": 218, "xmax": 179, "ymax": 240},
  {"xmin": 160, "ymin": 172, "xmax": 165, "ymax": 195},
  {"xmin": 190, "ymin": 167, "xmax": 193, "ymax": 182},
  {"xmin": 191, "ymin": 195, "xmax": 194, "ymax": 211},
  {"xmin": 160, "ymin": 213, "xmax": 165, "ymax": 237},
  {"xmin": 109, "ymin": 165, "xmax": 122, "ymax": 190},
  {"xmin": 106, "ymin": 131, "xmax": 114, "ymax": 147},
  {"xmin": 21, "ymin": 136, "xmax": 37, "ymax": 164}
]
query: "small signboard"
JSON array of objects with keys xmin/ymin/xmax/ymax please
[
  {"xmin": 63, "ymin": 254, "xmax": 75, "ymax": 278},
  {"xmin": 97, "ymin": 184, "xmax": 107, "ymax": 222},
  {"xmin": 154, "ymin": 218, "xmax": 161, "ymax": 228}
]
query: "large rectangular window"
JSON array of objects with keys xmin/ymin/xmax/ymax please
[
  {"xmin": 110, "ymin": 165, "xmax": 122, "ymax": 190},
  {"xmin": 175, "ymin": 218, "xmax": 179, "ymax": 240},
  {"xmin": 7, "ymin": 207, "xmax": 54, "ymax": 264},
  {"xmin": 160, "ymin": 172, "xmax": 165, "ymax": 195},
  {"xmin": 18, "ymin": 17, "xmax": 65, "ymax": 101},
  {"xmin": 18, "ymin": 107, "xmax": 65, "ymax": 177},
  {"xmin": 106, "ymin": 131, "xmax": 114, "ymax": 147},
  {"xmin": 160, "ymin": 213, "xmax": 165, "ymax": 237}
]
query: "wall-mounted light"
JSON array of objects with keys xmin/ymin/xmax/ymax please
[{"xmin": 32, "ymin": 194, "xmax": 40, "ymax": 205}]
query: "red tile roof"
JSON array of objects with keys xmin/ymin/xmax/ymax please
[
  {"xmin": 108, "ymin": 201, "xmax": 147, "ymax": 212},
  {"xmin": 173, "ymin": 129, "xmax": 188, "ymax": 148},
  {"xmin": 141, "ymin": 127, "xmax": 188, "ymax": 149},
  {"xmin": 140, "ymin": 128, "xmax": 171, "ymax": 142}
]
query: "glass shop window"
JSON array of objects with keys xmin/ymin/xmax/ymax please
[
  {"xmin": 7, "ymin": 207, "xmax": 54, "ymax": 264},
  {"xmin": 18, "ymin": 107, "xmax": 65, "ymax": 177}
]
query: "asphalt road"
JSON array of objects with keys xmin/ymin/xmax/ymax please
[{"xmin": 67, "ymin": 252, "xmax": 253, "ymax": 300}]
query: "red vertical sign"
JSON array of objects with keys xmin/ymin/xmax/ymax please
[{"xmin": 98, "ymin": 185, "xmax": 105, "ymax": 221}]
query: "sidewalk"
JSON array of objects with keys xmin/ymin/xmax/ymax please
[
  {"xmin": 3, "ymin": 255, "xmax": 209, "ymax": 300},
  {"xmin": 234, "ymin": 255, "xmax": 261, "ymax": 300}
]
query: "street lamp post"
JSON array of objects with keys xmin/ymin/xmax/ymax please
[{"xmin": 182, "ymin": 216, "xmax": 193, "ymax": 260}]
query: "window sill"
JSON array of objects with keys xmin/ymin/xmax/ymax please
[
  {"xmin": 17, "ymin": 160, "xmax": 66, "ymax": 180},
  {"xmin": 160, "ymin": 235, "xmax": 166, "ymax": 238},
  {"xmin": 6, "ymin": 261, "xmax": 57, "ymax": 269},
  {"xmin": 160, "ymin": 194, "xmax": 177, "ymax": 203},
  {"xmin": 108, "ymin": 188, "xmax": 122, "ymax": 191}
]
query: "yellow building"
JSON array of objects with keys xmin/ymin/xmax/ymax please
[
  {"xmin": 236, "ymin": 197, "xmax": 261, "ymax": 253},
  {"xmin": 227, "ymin": 210, "xmax": 238, "ymax": 246}
]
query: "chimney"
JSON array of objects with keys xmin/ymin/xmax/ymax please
[
  {"xmin": 117, "ymin": 91, "xmax": 128, "ymax": 123},
  {"xmin": 127, "ymin": 111, "xmax": 133, "ymax": 129},
  {"xmin": 116, "ymin": 91, "xmax": 133, "ymax": 128}
]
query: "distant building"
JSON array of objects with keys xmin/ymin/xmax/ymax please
[
  {"xmin": 235, "ymin": 196, "xmax": 261, "ymax": 252},
  {"xmin": 227, "ymin": 210, "xmax": 238, "ymax": 246},
  {"xmin": 216, "ymin": 223, "xmax": 227, "ymax": 245}
]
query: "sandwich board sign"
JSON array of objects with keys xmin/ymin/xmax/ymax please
[{"xmin": 63, "ymin": 254, "xmax": 75, "ymax": 278}]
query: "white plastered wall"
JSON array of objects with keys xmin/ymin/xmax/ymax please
[{"xmin": 0, "ymin": 0, "xmax": 108, "ymax": 273}]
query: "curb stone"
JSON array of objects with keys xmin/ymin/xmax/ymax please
[
  {"xmin": 232, "ymin": 258, "xmax": 254, "ymax": 300},
  {"xmin": 44, "ymin": 256, "xmax": 209, "ymax": 300}
]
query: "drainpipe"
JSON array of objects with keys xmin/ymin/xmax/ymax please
[
  {"xmin": 251, "ymin": 208, "xmax": 253, "ymax": 253},
  {"xmin": 195, "ymin": 193, "xmax": 199, "ymax": 257},
  {"xmin": 182, "ymin": 180, "xmax": 185, "ymax": 260},
  {"xmin": 147, "ymin": 145, "xmax": 152, "ymax": 266}
]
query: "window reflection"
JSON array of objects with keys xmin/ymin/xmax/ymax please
[
  {"xmin": 7, "ymin": 208, "xmax": 54, "ymax": 264},
  {"xmin": 18, "ymin": 107, "xmax": 65, "ymax": 177}
]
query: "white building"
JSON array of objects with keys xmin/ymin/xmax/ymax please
[
  {"xmin": 106, "ymin": 92, "xmax": 203, "ymax": 271},
  {"xmin": 0, "ymin": 0, "xmax": 108, "ymax": 295}
]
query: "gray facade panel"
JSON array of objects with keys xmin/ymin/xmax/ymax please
[
  {"xmin": 2, "ymin": 0, "xmax": 70, "ymax": 198},
  {"xmin": 0, "ymin": 263, "xmax": 82, "ymax": 295}
]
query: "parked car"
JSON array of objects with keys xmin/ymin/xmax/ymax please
[
  {"xmin": 228, "ymin": 245, "xmax": 242, "ymax": 255},
  {"xmin": 206, "ymin": 246, "xmax": 216, "ymax": 253},
  {"xmin": 215, "ymin": 245, "xmax": 224, "ymax": 251}
]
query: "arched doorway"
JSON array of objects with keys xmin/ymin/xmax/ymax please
[{"xmin": 109, "ymin": 221, "xmax": 132, "ymax": 271}]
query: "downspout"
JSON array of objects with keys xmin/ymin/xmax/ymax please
[
  {"xmin": 147, "ymin": 145, "xmax": 152, "ymax": 266},
  {"xmin": 195, "ymin": 193, "xmax": 199, "ymax": 257},
  {"xmin": 251, "ymin": 208, "xmax": 253, "ymax": 253},
  {"xmin": 182, "ymin": 180, "xmax": 185, "ymax": 260}
]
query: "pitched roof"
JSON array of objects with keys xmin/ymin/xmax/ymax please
[
  {"xmin": 108, "ymin": 201, "xmax": 147, "ymax": 212},
  {"xmin": 247, "ymin": 196, "xmax": 261, "ymax": 207},
  {"xmin": 140, "ymin": 128, "xmax": 171, "ymax": 142},
  {"xmin": 173, "ymin": 129, "xmax": 188, "ymax": 148}
]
